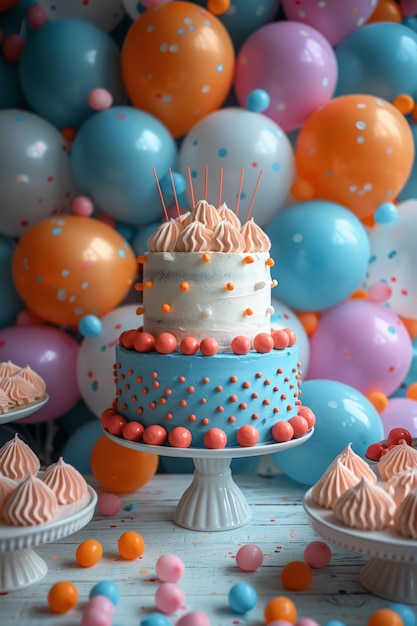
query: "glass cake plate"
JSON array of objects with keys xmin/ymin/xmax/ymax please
[
  {"xmin": 105, "ymin": 428, "xmax": 314, "ymax": 532},
  {"xmin": 0, "ymin": 484, "xmax": 97, "ymax": 593},
  {"xmin": 303, "ymin": 488, "xmax": 417, "ymax": 604},
  {"xmin": 0, "ymin": 394, "xmax": 49, "ymax": 426}
]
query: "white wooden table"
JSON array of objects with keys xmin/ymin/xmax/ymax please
[{"xmin": 0, "ymin": 472, "xmax": 412, "ymax": 626}]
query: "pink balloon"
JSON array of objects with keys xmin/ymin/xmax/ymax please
[
  {"xmin": 307, "ymin": 299, "xmax": 412, "ymax": 397},
  {"xmin": 379, "ymin": 397, "xmax": 417, "ymax": 438},
  {"xmin": 281, "ymin": 0, "xmax": 376, "ymax": 46},
  {"xmin": 0, "ymin": 325, "xmax": 81, "ymax": 423},
  {"xmin": 233, "ymin": 21, "xmax": 338, "ymax": 133}
]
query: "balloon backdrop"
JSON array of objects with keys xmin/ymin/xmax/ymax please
[
  {"xmin": 234, "ymin": 21, "xmax": 338, "ymax": 133},
  {"xmin": 12, "ymin": 215, "xmax": 138, "ymax": 328},
  {"xmin": 19, "ymin": 18, "xmax": 127, "ymax": 130},
  {"xmin": 62, "ymin": 419, "xmax": 103, "ymax": 474},
  {"xmin": 77, "ymin": 304, "xmax": 142, "ymax": 418},
  {"xmin": 265, "ymin": 200, "xmax": 370, "ymax": 312},
  {"xmin": 363, "ymin": 200, "xmax": 417, "ymax": 319},
  {"xmin": 281, "ymin": 0, "xmax": 377, "ymax": 46},
  {"xmin": 270, "ymin": 297, "xmax": 310, "ymax": 377},
  {"xmin": 70, "ymin": 106, "xmax": 178, "ymax": 225},
  {"xmin": 293, "ymin": 94, "xmax": 415, "ymax": 221},
  {"xmin": 0, "ymin": 324, "xmax": 80, "ymax": 423},
  {"xmin": 0, "ymin": 109, "xmax": 76, "ymax": 238},
  {"xmin": 37, "ymin": 0, "xmax": 125, "ymax": 32},
  {"xmin": 0, "ymin": 235, "xmax": 24, "ymax": 329},
  {"xmin": 91, "ymin": 435, "xmax": 159, "ymax": 492},
  {"xmin": 274, "ymin": 379, "xmax": 384, "ymax": 486},
  {"xmin": 335, "ymin": 22, "xmax": 417, "ymax": 102},
  {"xmin": 307, "ymin": 299, "xmax": 413, "ymax": 398},
  {"xmin": 379, "ymin": 397, "xmax": 417, "ymax": 437},
  {"xmin": 179, "ymin": 107, "xmax": 294, "ymax": 227},
  {"xmin": 121, "ymin": 1, "xmax": 235, "ymax": 138}
]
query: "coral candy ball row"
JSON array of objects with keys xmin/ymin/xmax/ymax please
[{"xmin": 119, "ymin": 327, "xmax": 297, "ymax": 356}]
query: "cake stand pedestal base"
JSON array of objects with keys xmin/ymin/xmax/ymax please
[
  {"xmin": 105, "ymin": 430, "xmax": 314, "ymax": 532},
  {"xmin": 0, "ymin": 548, "xmax": 48, "ymax": 592},
  {"xmin": 359, "ymin": 559, "xmax": 417, "ymax": 604},
  {"xmin": 174, "ymin": 457, "xmax": 251, "ymax": 531}
]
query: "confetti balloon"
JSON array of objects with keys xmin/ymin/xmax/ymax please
[
  {"xmin": 77, "ymin": 304, "xmax": 142, "ymax": 418},
  {"xmin": 0, "ymin": 109, "xmax": 76, "ymax": 238},
  {"xmin": 0, "ymin": 324, "xmax": 81, "ymax": 423},
  {"xmin": 121, "ymin": 1, "xmax": 235, "ymax": 138},
  {"xmin": 37, "ymin": 0, "xmax": 125, "ymax": 31},
  {"xmin": 335, "ymin": 22, "xmax": 417, "ymax": 102},
  {"xmin": 12, "ymin": 216, "xmax": 138, "ymax": 329},
  {"xmin": 281, "ymin": 0, "xmax": 377, "ymax": 46},
  {"xmin": 274, "ymin": 379, "xmax": 384, "ymax": 485},
  {"xmin": 293, "ymin": 95, "xmax": 414, "ymax": 221},
  {"xmin": 363, "ymin": 200, "xmax": 417, "ymax": 319},
  {"xmin": 19, "ymin": 18, "xmax": 127, "ymax": 130},
  {"xmin": 70, "ymin": 106, "xmax": 178, "ymax": 225},
  {"xmin": 179, "ymin": 107, "xmax": 295, "ymax": 227},
  {"xmin": 91, "ymin": 434, "xmax": 159, "ymax": 492},
  {"xmin": 234, "ymin": 21, "xmax": 338, "ymax": 133},
  {"xmin": 307, "ymin": 299, "xmax": 413, "ymax": 398},
  {"xmin": 266, "ymin": 200, "xmax": 370, "ymax": 312}
]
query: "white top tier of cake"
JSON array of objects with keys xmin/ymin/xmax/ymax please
[{"xmin": 142, "ymin": 250, "xmax": 274, "ymax": 349}]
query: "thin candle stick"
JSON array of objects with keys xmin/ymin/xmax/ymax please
[
  {"xmin": 168, "ymin": 168, "xmax": 181, "ymax": 219},
  {"xmin": 187, "ymin": 167, "xmax": 195, "ymax": 209},
  {"xmin": 245, "ymin": 169, "xmax": 263, "ymax": 223},
  {"xmin": 218, "ymin": 168, "xmax": 223, "ymax": 207},
  {"xmin": 235, "ymin": 167, "xmax": 244, "ymax": 216},
  {"xmin": 204, "ymin": 165, "xmax": 209, "ymax": 201},
  {"xmin": 152, "ymin": 167, "xmax": 169, "ymax": 222}
]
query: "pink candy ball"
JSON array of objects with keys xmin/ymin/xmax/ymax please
[
  {"xmin": 97, "ymin": 492, "xmax": 122, "ymax": 517},
  {"xmin": 155, "ymin": 554, "xmax": 185, "ymax": 583},
  {"xmin": 155, "ymin": 583, "xmax": 185, "ymax": 614},
  {"xmin": 81, "ymin": 595, "xmax": 115, "ymax": 626},
  {"xmin": 88, "ymin": 88, "xmax": 114, "ymax": 111},
  {"xmin": 176, "ymin": 611, "xmax": 210, "ymax": 626},
  {"xmin": 295, "ymin": 619, "xmax": 320, "ymax": 626},
  {"xmin": 235, "ymin": 544, "xmax": 264, "ymax": 572},
  {"xmin": 303, "ymin": 541, "xmax": 332, "ymax": 569},
  {"xmin": 72, "ymin": 195, "xmax": 94, "ymax": 217}
]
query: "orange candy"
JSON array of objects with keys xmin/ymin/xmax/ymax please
[
  {"xmin": 118, "ymin": 531, "xmax": 145, "ymax": 560},
  {"xmin": 75, "ymin": 539, "xmax": 103, "ymax": 568},
  {"xmin": 264, "ymin": 596, "xmax": 297, "ymax": 625},
  {"xmin": 368, "ymin": 609, "xmax": 404, "ymax": 626},
  {"xmin": 47, "ymin": 581, "xmax": 78, "ymax": 613},
  {"xmin": 91, "ymin": 435, "xmax": 159, "ymax": 493},
  {"xmin": 280, "ymin": 561, "xmax": 313, "ymax": 591}
]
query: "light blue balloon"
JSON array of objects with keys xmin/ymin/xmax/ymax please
[
  {"xmin": 0, "ymin": 235, "xmax": 24, "ymax": 328},
  {"xmin": 191, "ymin": 0, "xmax": 280, "ymax": 51},
  {"xmin": 273, "ymin": 380, "xmax": 384, "ymax": 486},
  {"xmin": 19, "ymin": 18, "xmax": 127, "ymax": 130},
  {"xmin": 71, "ymin": 106, "xmax": 178, "ymax": 225},
  {"xmin": 61, "ymin": 419, "xmax": 102, "ymax": 474},
  {"xmin": 265, "ymin": 200, "xmax": 370, "ymax": 312},
  {"xmin": 335, "ymin": 22, "xmax": 417, "ymax": 101}
]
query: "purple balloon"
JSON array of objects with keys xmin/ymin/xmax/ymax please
[
  {"xmin": 234, "ymin": 21, "xmax": 338, "ymax": 132},
  {"xmin": 0, "ymin": 325, "xmax": 81, "ymax": 423},
  {"xmin": 307, "ymin": 299, "xmax": 413, "ymax": 397},
  {"xmin": 380, "ymin": 397, "xmax": 417, "ymax": 438}
]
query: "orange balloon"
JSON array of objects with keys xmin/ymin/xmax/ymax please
[
  {"xmin": 367, "ymin": 0, "xmax": 402, "ymax": 24},
  {"xmin": 121, "ymin": 1, "xmax": 235, "ymax": 139},
  {"xmin": 293, "ymin": 94, "xmax": 414, "ymax": 220},
  {"xmin": 90, "ymin": 435, "xmax": 158, "ymax": 493},
  {"xmin": 12, "ymin": 216, "xmax": 137, "ymax": 328}
]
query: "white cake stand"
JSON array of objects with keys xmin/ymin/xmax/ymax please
[
  {"xmin": 303, "ymin": 488, "xmax": 417, "ymax": 604},
  {"xmin": 0, "ymin": 485, "xmax": 97, "ymax": 593},
  {"xmin": 105, "ymin": 429, "xmax": 313, "ymax": 532},
  {"xmin": 0, "ymin": 395, "xmax": 49, "ymax": 426}
]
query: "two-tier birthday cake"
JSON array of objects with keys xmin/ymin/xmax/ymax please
[{"xmin": 100, "ymin": 196, "xmax": 315, "ymax": 449}]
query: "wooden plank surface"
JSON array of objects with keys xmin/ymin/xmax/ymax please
[{"xmin": 0, "ymin": 472, "xmax": 412, "ymax": 626}]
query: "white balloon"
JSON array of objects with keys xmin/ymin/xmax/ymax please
[
  {"xmin": 363, "ymin": 199, "xmax": 417, "ymax": 319},
  {"xmin": 271, "ymin": 296, "xmax": 310, "ymax": 378},
  {"xmin": 77, "ymin": 304, "xmax": 142, "ymax": 417},
  {"xmin": 38, "ymin": 0, "xmax": 125, "ymax": 31},
  {"xmin": 179, "ymin": 107, "xmax": 295, "ymax": 228}
]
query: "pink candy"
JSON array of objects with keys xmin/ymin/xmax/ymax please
[
  {"xmin": 155, "ymin": 583, "xmax": 185, "ymax": 614},
  {"xmin": 176, "ymin": 611, "xmax": 210, "ymax": 626},
  {"xmin": 236, "ymin": 544, "xmax": 264, "ymax": 572},
  {"xmin": 303, "ymin": 541, "xmax": 332, "ymax": 569},
  {"xmin": 81, "ymin": 595, "xmax": 115, "ymax": 626},
  {"xmin": 155, "ymin": 554, "xmax": 185, "ymax": 583},
  {"xmin": 97, "ymin": 492, "xmax": 122, "ymax": 517}
]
